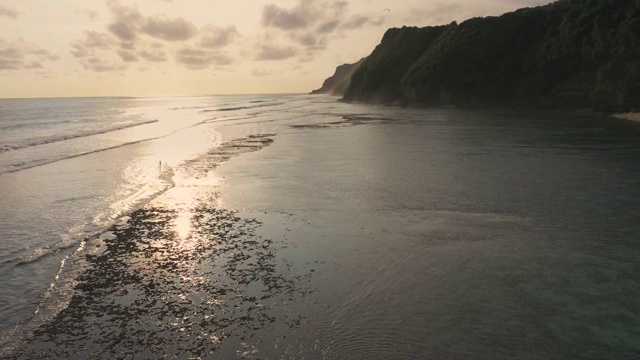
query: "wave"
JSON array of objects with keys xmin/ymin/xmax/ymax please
[
  {"xmin": 6, "ymin": 165, "xmax": 176, "ymax": 267},
  {"xmin": 3, "ymin": 129, "xmax": 275, "ymax": 266},
  {"xmin": 0, "ymin": 119, "xmax": 158, "ymax": 153},
  {"xmin": 0, "ymin": 234, "xmax": 101, "ymax": 357},
  {"xmin": 0, "ymin": 115, "xmax": 217, "ymax": 175},
  {"xmin": 168, "ymin": 105, "xmax": 213, "ymax": 110},
  {"xmin": 54, "ymin": 195, "xmax": 102, "ymax": 204},
  {"xmin": 0, "ymin": 118, "xmax": 70, "ymax": 131},
  {"xmin": 203, "ymin": 101, "xmax": 284, "ymax": 113},
  {"xmin": 0, "ymin": 129, "xmax": 280, "ymax": 356},
  {"xmin": 1, "ymin": 139, "xmax": 154, "ymax": 174},
  {"xmin": 10, "ymin": 234, "xmax": 83, "ymax": 267}
]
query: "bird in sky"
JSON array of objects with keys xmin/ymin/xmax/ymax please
[{"xmin": 383, "ymin": 8, "xmax": 390, "ymax": 12}]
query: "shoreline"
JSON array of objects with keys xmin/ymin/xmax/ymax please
[{"xmin": 4, "ymin": 133, "xmax": 315, "ymax": 359}]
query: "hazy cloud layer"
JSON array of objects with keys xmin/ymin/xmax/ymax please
[
  {"xmin": 258, "ymin": 0, "xmax": 383, "ymax": 61},
  {"xmin": 401, "ymin": 1, "xmax": 552, "ymax": 25},
  {"xmin": 0, "ymin": 39, "xmax": 59, "ymax": 71},
  {"xmin": 107, "ymin": 0, "xmax": 143, "ymax": 41},
  {"xmin": 262, "ymin": 0, "xmax": 348, "ymax": 32},
  {"xmin": 175, "ymin": 47, "xmax": 234, "ymax": 69},
  {"xmin": 117, "ymin": 49, "xmax": 138, "ymax": 62},
  {"xmin": 139, "ymin": 48, "xmax": 167, "ymax": 62},
  {"xmin": 69, "ymin": 0, "xmax": 240, "ymax": 72},
  {"xmin": 141, "ymin": 16, "xmax": 198, "ymax": 41},
  {"xmin": 317, "ymin": 20, "xmax": 340, "ymax": 33},
  {"xmin": 251, "ymin": 67, "xmax": 280, "ymax": 76},
  {"xmin": 256, "ymin": 45, "xmax": 297, "ymax": 61},
  {"xmin": 0, "ymin": 2, "xmax": 20, "ymax": 19},
  {"xmin": 106, "ymin": 0, "xmax": 198, "ymax": 42},
  {"xmin": 79, "ymin": 8, "xmax": 100, "ymax": 22},
  {"xmin": 402, "ymin": 3, "xmax": 463, "ymax": 24},
  {"xmin": 262, "ymin": 3, "xmax": 310, "ymax": 30},
  {"xmin": 201, "ymin": 25, "xmax": 239, "ymax": 49},
  {"xmin": 341, "ymin": 15, "xmax": 384, "ymax": 29},
  {"xmin": 505, "ymin": 0, "xmax": 553, "ymax": 6},
  {"xmin": 83, "ymin": 57, "xmax": 126, "ymax": 72},
  {"xmin": 71, "ymin": 31, "xmax": 115, "ymax": 58}
]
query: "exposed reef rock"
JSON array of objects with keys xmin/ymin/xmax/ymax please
[
  {"xmin": 310, "ymin": 58, "xmax": 366, "ymax": 96},
  {"xmin": 331, "ymin": 0, "xmax": 640, "ymax": 111}
]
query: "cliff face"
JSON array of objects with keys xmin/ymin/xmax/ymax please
[
  {"xmin": 310, "ymin": 58, "xmax": 366, "ymax": 96},
  {"xmin": 342, "ymin": 26, "xmax": 448, "ymax": 104},
  {"xmin": 339, "ymin": 0, "xmax": 640, "ymax": 111}
]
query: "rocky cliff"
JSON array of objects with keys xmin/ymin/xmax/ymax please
[
  {"xmin": 335, "ymin": 0, "xmax": 640, "ymax": 111},
  {"xmin": 310, "ymin": 58, "xmax": 366, "ymax": 96}
]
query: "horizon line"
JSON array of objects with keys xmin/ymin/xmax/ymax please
[{"xmin": 0, "ymin": 92, "xmax": 309, "ymax": 101}]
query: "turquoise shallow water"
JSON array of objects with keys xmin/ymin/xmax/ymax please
[{"xmin": 2, "ymin": 95, "xmax": 640, "ymax": 358}]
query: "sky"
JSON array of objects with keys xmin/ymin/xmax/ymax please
[{"xmin": 0, "ymin": 0, "xmax": 554, "ymax": 98}]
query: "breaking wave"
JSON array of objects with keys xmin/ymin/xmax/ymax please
[{"xmin": 0, "ymin": 119, "xmax": 158, "ymax": 153}]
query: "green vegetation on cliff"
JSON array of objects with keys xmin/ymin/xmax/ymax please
[
  {"xmin": 340, "ymin": 0, "xmax": 640, "ymax": 111},
  {"xmin": 342, "ymin": 26, "xmax": 448, "ymax": 104}
]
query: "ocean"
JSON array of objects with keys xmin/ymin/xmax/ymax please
[{"xmin": 1, "ymin": 94, "xmax": 640, "ymax": 359}]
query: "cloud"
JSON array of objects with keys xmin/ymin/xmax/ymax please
[
  {"xmin": 262, "ymin": 0, "xmax": 348, "ymax": 31},
  {"xmin": 255, "ymin": 45, "xmax": 297, "ymax": 60},
  {"xmin": 0, "ymin": 59, "xmax": 20, "ymax": 69},
  {"xmin": 262, "ymin": 3, "xmax": 310, "ymax": 30},
  {"xmin": 211, "ymin": 53, "xmax": 235, "ymax": 66},
  {"xmin": 106, "ymin": 0, "xmax": 143, "ymax": 41},
  {"xmin": 120, "ymin": 41, "xmax": 135, "ymax": 50},
  {"xmin": 175, "ymin": 47, "xmax": 235, "ymax": 69},
  {"xmin": 139, "ymin": 48, "xmax": 167, "ymax": 62},
  {"xmin": 200, "ymin": 25, "xmax": 239, "ymax": 48},
  {"xmin": 175, "ymin": 47, "xmax": 210, "ymax": 68},
  {"xmin": 141, "ymin": 15, "xmax": 198, "ymax": 41},
  {"xmin": 291, "ymin": 32, "xmax": 327, "ymax": 49},
  {"xmin": 402, "ymin": 3, "xmax": 464, "ymax": 24},
  {"xmin": 109, "ymin": 21, "xmax": 138, "ymax": 41},
  {"xmin": 71, "ymin": 31, "xmax": 115, "ymax": 58},
  {"xmin": 0, "ymin": 2, "xmax": 20, "ymax": 19},
  {"xmin": 117, "ymin": 49, "xmax": 138, "ymax": 62},
  {"xmin": 257, "ymin": 0, "xmax": 382, "ymax": 61},
  {"xmin": 0, "ymin": 39, "xmax": 59, "ymax": 71},
  {"xmin": 106, "ymin": 1, "xmax": 198, "ymax": 42},
  {"xmin": 341, "ymin": 15, "xmax": 384, "ymax": 29},
  {"xmin": 71, "ymin": 0, "xmax": 242, "ymax": 71},
  {"xmin": 82, "ymin": 57, "xmax": 126, "ymax": 72},
  {"xmin": 251, "ymin": 67, "xmax": 280, "ymax": 76},
  {"xmin": 317, "ymin": 20, "xmax": 340, "ymax": 33},
  {"xmin": 77, "ymin": 7, "xmax": 99, "ymax": 22}
]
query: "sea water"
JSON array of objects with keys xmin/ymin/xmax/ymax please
[
  {"xmin": 2, "ymin": 95, "xmax": 640, "ymax": 358},
  {"xmin": 0, "ymin": 94, "xmax": 294, "ymax": 330}
]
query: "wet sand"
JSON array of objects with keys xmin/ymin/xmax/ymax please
[{"xmin": 8, "ymin": 134, "xmax": 315, "ymax": 359}]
